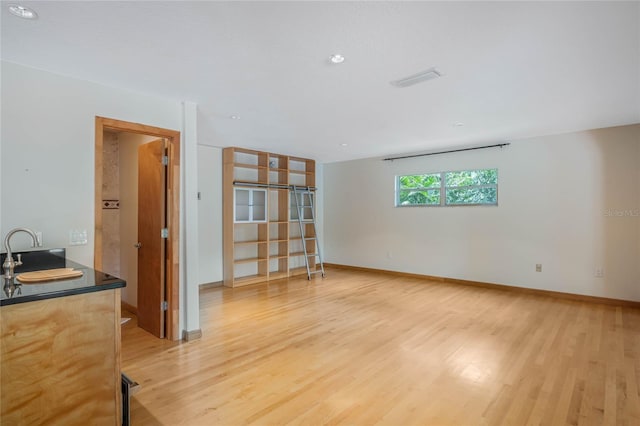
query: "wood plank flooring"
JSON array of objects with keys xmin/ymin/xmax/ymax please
[{"xmin": 121, "ymin": 268, "xmax": 640, "ymax": 425}]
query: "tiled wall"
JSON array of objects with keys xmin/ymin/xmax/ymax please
[{"xmin": 102, "ymin": 132, "xmax": 120, "ymax": 278}]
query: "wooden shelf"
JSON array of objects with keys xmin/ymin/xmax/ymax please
[
  {"xmin": 269, "ymin": 255, "xmax": 288, "ymax": 260},
  {"xmin": 234, "ymin": 240, "xmax": 266, "ymax": 245},
  {"xmin": 234, "ymin": 162, "xmax": 267, "ymax": 170},
  {"xmin": 289, "ymin": 251, "xmax": 316, "ymax": 257},
  {"xmin": 233, "ymin": 147, "xmax": 263, "ymax": 155},
  {"xmin": 234, "ymin": 257, "xmax": 268, "ymax": 264},
  {"xmin": 224, "ymin": 146, "xmax": 316, "ymax": 288}
]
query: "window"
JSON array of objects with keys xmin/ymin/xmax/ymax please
[
  {"xmin": 396, "ymin": 168, "xmax": 498, "ymax": 206},
  {"xmin": 397, "ymin": 174, "xmax": 442, "ymax": 206}
]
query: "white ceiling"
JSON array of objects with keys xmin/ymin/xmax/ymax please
[{"xmin": 2, "ymin": 1, "xmax": 639, "ymax": 163}]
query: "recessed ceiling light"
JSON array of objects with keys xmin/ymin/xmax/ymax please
[
  {"xmin": 230, "ymin": 115, "xmax": 240, "ymax": 120},
  {"xmin": 8, "ymin": 4, "xmax": 38, "ymax": 20},
  {"xmin": 453, "ymin": 122, "xmax": 465, "ymax": 127},
  {"xmin": 339, "ymin": 143, "xmax": 348, "ymax": 147},
  {"xmin": 330, "ymin": 54, "xmax": 345, "ymax": 64}
]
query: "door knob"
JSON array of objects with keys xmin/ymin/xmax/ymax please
[{"xmin": 134, "ymin": 243, "xmax": 142, "ymax": 249}]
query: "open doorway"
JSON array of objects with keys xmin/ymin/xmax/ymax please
[{"xmin": 95, "ymin": 117, "xmax": 180, "ymax": 341}]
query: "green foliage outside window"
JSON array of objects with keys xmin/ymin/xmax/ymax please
[
  {"xmin": 398, "ymin": 174, "xmax": 441, "ymax": 205},
  {"xmin": 445, "ymin": 169, "xmax": 497, "ymax": 187},
  {"xmin": 446, "ymin": 187, "xmax": 497, "ymax": 205},
  {"xmin": 398, "ymin": 174, "xmax": 441, "ymax": 189},
  {"xmin": 397, "ymin": 169, "xmax": 498, "ymax": 206}
]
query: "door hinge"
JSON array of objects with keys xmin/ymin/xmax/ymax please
[
  {"xmin": 161, "ymin": 301, "xmax": 168, "ymax": 311},
  {"xmin": 162, "ymin": 155, "xmax": 169, "ymax": 166},
  {"xmin": 161, "ymin": 228, "xmax": 169, "ymax": 239}
]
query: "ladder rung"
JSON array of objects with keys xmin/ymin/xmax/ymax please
[{"xmin": 309, "ymin": 270, "xmax": 323, "ymax": 274}]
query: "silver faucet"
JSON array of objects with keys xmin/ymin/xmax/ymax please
[{"xmin": 3, "ymin": 228, "xmax": 38, "ymax": 280}]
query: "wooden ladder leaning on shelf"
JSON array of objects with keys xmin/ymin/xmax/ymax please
[{"xmin": 292, "ymin": 186, "xmax": 326, "ymax": 280}]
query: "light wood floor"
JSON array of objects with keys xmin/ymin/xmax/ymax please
[{"xmin": 121, "ymin": 268, "xmax": 640, "ymax": 425}]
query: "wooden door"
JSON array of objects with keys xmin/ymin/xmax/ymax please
[{"xmin": 137, "ymin": 139, "xmax": 167, "ymax": 338}]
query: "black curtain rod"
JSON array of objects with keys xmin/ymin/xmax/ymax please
[{"xmin": 382, "ymin": 143, "xmax": 510, "ymax": 161}]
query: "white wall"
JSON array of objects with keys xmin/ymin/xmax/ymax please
[
  {"xmin": 197, "ymin": 145, "xmax": 223, "ymax": 284},
  {"xmin": 181, "ymin": 101, "xmax": 200, "ymax": 334},
  {"xmin": 0, "ymin": 61, "xmax": 181, "ymax": 263},
  {"xmin": 1, "ymin": 61, "xmax": 200, "ymax": 334},
  {"xmin": 323, "ymin": 125, "xmax": 640, "ymax": 301},
  {"xmin": 315, "ymin": 163, "xmax": 325, "ymax": 261}
]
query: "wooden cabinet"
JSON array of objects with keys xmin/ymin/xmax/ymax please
[
  {"xmin": 1, "ymin": 289, "xmax": 122, "ymax": 425},
  {"xmin": 223, "ymin": 147, "xmax": 317, "ymax": 287}
]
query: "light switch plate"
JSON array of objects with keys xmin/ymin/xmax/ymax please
[{"xmin": 69, "ymin": 229, "xmax": 88, "ymax": 246}]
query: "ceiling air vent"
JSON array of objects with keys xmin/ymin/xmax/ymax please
[{"xmin": 391, "ymin": 67, "xmax": 443, "ymax": 88}]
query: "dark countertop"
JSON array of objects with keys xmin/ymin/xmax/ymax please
[{"xmin": 1, "ymin": 250, "xmax": 125, "ymax": 306}]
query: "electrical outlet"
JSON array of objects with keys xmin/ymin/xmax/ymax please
[
  {"xmin": 386, "ymin": 251, "xmax": 393, "ymax": 259},
  {"xmin": 536, "ymin": 264, "xmax": 542, "ymax": 272},
  {"xmin": 595, "ymin": 268, "xmax": 604, "ymax": 278}
]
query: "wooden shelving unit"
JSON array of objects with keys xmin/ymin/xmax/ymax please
[{"xmin": 223, "ymin": 147, "xmax": 317, "ymax": 287}]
